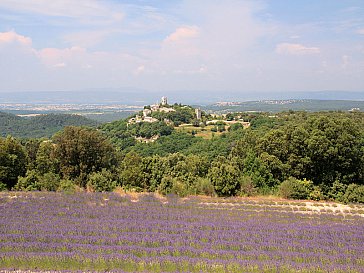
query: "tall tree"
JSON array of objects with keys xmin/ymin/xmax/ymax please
[
  {"xmin": 53, "ymin": 126, "xmax": 117, "ymax": 186},
  {"xmin": 0, "ymin": 136, "xmax": 27, "ymax": 189}
]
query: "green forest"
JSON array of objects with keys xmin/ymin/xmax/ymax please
[
  {"xmin": 1, "ymin": 106, "xmax": 364, "ymax": 203},
  {"xmin": 0, "ymin": 112, "xmax": 98, "ymax": 138}
]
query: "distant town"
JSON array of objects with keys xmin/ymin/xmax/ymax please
[{"xmin": 1, "ymin": 98, "xmax": 364, "ymax": 123}]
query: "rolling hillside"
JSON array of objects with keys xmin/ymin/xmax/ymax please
[{"xmin": 0, "ymin": 112, "xmax": 99, "ymax": 138}]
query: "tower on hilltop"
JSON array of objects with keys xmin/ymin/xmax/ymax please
[
  {"xmin": 161, "ymin": 96, "xmax": 168, "ymax": 106},
  {"xmin": 195, "ymin": 108, "xmax": 202, "ymax": 119}
]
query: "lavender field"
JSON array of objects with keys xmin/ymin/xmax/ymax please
[{"xmin": 0, "ymin": 192, "xmax": 363, "ymax": 273}]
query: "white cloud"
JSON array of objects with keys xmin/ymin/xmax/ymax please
[
  {"xmin": 0, "ymin": 30, "xmax": 32, "ymax": 46},
  {"xmin": 149, "ymin": 0, "xmax": 270, "ymax": 86},
  {"xmin": 1, "ymin": 2, "xmax": 364, "ymax": 93},
  {"xmin": 164, "ymin": 26, "xmax": 199, "ymax": 43},
  {"xmin": 276, "ymin": 43, "xmax": 320, "ymax": 55},
  {"xmin": 38, "ymin": 46, "xmax": 86, "ymax": 67}
]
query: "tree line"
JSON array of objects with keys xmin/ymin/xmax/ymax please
[{"xmin": 0, "ymin": 111, "xmax": 363, "ymax": 203}]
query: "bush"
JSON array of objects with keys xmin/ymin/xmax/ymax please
[
  {"xmin": 309, "ymin": 186, "xmax": 324, "ymax": 201},
  {"xmin": 0, "ymin": 182, "xmax": 8, "ymax": 191},
  {"xmin": 279, "ymin": 177, "xmax": 313, "ymax": 200},
  {"xmin": 170, "ymin": 178, "xmax": 189, "ymax": 197},
  {"xmin": 158, "ymin": 176, "xmax": 189, "ymax": 197},
  {"xmin": 342, "ymin": 184, "xmax": 364, "ymax": 204},
  {"xmin": 87, "ymin": 169, "xmax": 118, "ymax": 192},
  {"xmin": 58, "ymin": 179, "xmax": 76, "ymax": 193},
  {"xmin": 208, "ymin": 161, "xmax": 240, "ymax": 197},
  {"xmin": 238, "ymin": 176, "xmax": 258, "ymax": 197},
  {"xmin": 328, "ymin": 181, "xmax": 347, "ymax": 201},
  {"xmin": 38, "ymin": 172, "xmax": 61, "ymax": 191},
  {"xmin": 158, "ymin": 176, "xmax": 173, "ymax": 195},
  {"xmin": 194, "ymin": 177, "xmax": 216, "ymax": 196},
  {"xmin": 14, "ymin": 170, "xmax": 39, "ymax": 191}
]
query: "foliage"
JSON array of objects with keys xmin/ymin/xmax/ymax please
[
  {"xmin": 151, "ymin": 105, "xmax": 195, "ymax": 126},
  {"xmin": 193, "ymin": 177, "xmax": 216, "ymax": 196},
  {"xmin": 57, "ymin": 179, "xmax": 77, "ymax": 193},
  {"xmin": 101, "ymin": 120, "xmax": 173, "ymax": 150},
  {"xmin": 0, "ymin": 182, "xmax": 7, "ymax": 191},
  {"xmin": 208, "ymin": 157, "xmax": 241, "ymax": 196},
  {"xmin": 38, "ymin": 172, "xmax": 61, "ymax": 191},
  {"xmin": 14, "ymin": 170, "xmax": 60, "ymax": 191},
  {"xmin": 238, "ymin": 176, "xmax": 258, "ymax": 197},
  {"xmin": 36, "ymin": 141, "xmax": 58, "ymax": 175},
  {"xmin": 328, "ymin": 181, "xmax": 348, "ymax": 201},
  {"xmin": 158, "ymin": 176, "xmax": 174, "ymax": 195},
  {"xmin": 53, "ymin": 126, "xmax": 117, "ymax": 186},
  {"xmin": 119, "ymin": 151, "xmax": 146, "ymax": 191},
  {"xmin": 127, "ymin": 121, "xmax": 173, "ymax": 138},
  {"xmin": 87, "ymin": 169, "xmax": 118, "ymax": 192},
  {"xmin": 342, "ymin": 184, "xmax": 364, "ymax": 204},
  {"xmin": 278, "ymin": 177, "xmax": 314, "ymax": 200},
  {"xmin": 3, "ymin": 109, "xmax": 364, "ymax": 203},
  {"xmin": 236, "ymin": 112, "xmax": 364, "ymax": 192},
  {"xmin": 0, "ymin": 136, "xmax": 27, "ymax": 189},
  {"xmin": 131, "ymin": 132, "xmax": 201, "ymax": 157},
  {"xmin": 14, "ymin": 170, "xmax": 40, "ymax": 191},
  {"xmin": 0, "ymin": 112, "xmax": 98, "ymax": 138}
]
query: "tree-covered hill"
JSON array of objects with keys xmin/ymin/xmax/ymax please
[
  {"xmin": 1, "ymin": 109, "xmax": 363, "ymax": 204},
  {"xmin": 0, "ymin": 112, "xmax": 99, "ymax": 138}
]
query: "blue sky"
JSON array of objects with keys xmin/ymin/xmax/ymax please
[{"xmin": 0, "ymin": 0, "xmax": 363, "ymax": 94}]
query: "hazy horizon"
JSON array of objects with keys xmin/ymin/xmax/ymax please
[
  {"xmin": 1, "ymin": 89, "xmax": 364, "ymax": 105},
  {"xmin": 0, "ymin": 1, "xmax": 364, "ymax": 95}
]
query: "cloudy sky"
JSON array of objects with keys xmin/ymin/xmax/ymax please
[{"xmin": 0, "ymin": 0, "xmax": 363, "ymax": 94}]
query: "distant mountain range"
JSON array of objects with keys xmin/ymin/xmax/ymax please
[{"xmin": 1, "ymin": 90, "xmax": 364, "ymax": 105}]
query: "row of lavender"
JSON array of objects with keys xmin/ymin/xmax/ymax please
[{"xmin": 0, "ymin": 192, "xmax": 363, "ymax": 272}]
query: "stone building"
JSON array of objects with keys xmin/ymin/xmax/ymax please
[
  {"xmin": 161, "ymin": 96, "xmax": 168, "ymax": 106},
  {"xmin": 195, "ymin": 108, "xmax": 202, "ymax": 119}
]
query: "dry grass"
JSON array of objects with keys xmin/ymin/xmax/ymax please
[
  {"xmin": 109, "ymin": 191, "xmax": 364, "ymax": 217},
  {"xmin": 175, "ymin": 125, "xmax": 225, "ymax": 139}
]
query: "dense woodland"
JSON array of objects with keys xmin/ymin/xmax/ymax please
[
  {"xmin": 0, "ymin": 112, "xmax": 98, "ymax": 138},
  {"xmin": 1, "ymin": 107, "xmax": 364, "ymax": 203}
]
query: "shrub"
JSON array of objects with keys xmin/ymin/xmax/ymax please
[
  {"xmin": 328, "ymin": 181, "xmax": 347, "ymax": 201},
  {"xmin": 279, "ymin": 177, "xmax": 313, "ymax": 200},
  {"xmin": 309, "ymin": 186, "xmax": 324, "ymax": 201},
  {"xmin": 158, "ymin": 176, "xmax": 173, "ymax": 195},
  {"xmin": 14, "ymin": 170, "xmax": 39, "ymax": 191},
  {"xmin": 158, "ymin": 176, "xmax": 189, "ymax": 197},
  {"xmin": 38, "ymin": 172, "xmax": 60, "ymax": 191},
  {"xmin": 194, "ymin": 177, "xmax": 216, "ymax": 196},
  {"xmin": 342, "ymin": 184, "xmax": 364, "ymax": 204},
  {"xmin": 208, "ymin": 160, "xmax": 240, "ymax": 196},
  {"xmin": 238, "ymin": 176, "xmax": 258, "ymax": 197},
  {"xmin": 58, "ymin": 179, "xmax": 76, "ymax": 193},
  {"xmin": 0, "ymin": 182, "xmax": 8, "ymax": 191},
  {"xmin": 87, "ymin": 169, "xmax": 118, "ymax": 192},
  {"xmin": 170, "ymin": 178, "xmax": 189, "ymax": 197}
]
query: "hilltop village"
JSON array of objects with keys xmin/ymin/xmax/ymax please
[{"xmin": 127, "ymin": 97, "xmax": 250, "ymax": 142}]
